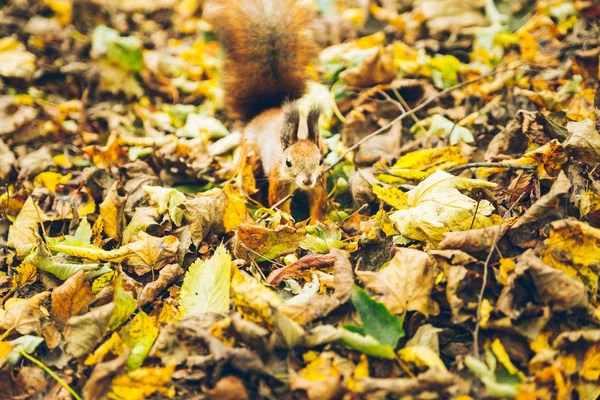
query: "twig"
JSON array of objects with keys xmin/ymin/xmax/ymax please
[
  {"xmin": 20, "ymin": 350, "xmax": 83, "ymax": 400},
  {"xmin": 237, "ymin": 240, "xmax": 286, "ymax": 268},
  {"xmin": 472, "ymin": 192, "xmax": 526, "ymax": 358},
  {"xmin": 446, "ymin": 162, "xmax": 537, "ymax": 174}
]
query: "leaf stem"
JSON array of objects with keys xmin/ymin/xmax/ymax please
[{"xmin": 19, "ymin": 349, "xmax": 82, "ymax": 400}]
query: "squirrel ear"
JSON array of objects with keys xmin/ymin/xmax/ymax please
[
  {"xmin": 307, "ymin": 104, "xmax": 321, "ymax": 145},
  {"xmin": 281, "ymin": 103, "xmax": 300, "ymax": 148}
]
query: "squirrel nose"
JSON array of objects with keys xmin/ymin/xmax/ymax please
[{"xmin": 302, "ymin": 177, "xmax": 312, "ymax": 186}]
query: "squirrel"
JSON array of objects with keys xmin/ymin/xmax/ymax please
[{"xmin": 203, "ymin": 0, "xmax": 326, "ymax": 221}]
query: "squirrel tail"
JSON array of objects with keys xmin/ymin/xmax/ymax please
[{"xmin": 203, "ymin": 0, "xmax": 316, "ymax": 122}]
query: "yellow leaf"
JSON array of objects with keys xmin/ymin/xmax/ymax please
[
  {"xmin": 479, "ymin": 299, "xmax": 493, "ymax": 328},
  {"xmin": 52, "ymin": 154, "xmax": 73, "ymax": 168},
  {"xmin": 539, "ymin": 220, "xmax": 600, "ymax": 293},
  {"xmin": 491, "ymin": 338, "xmax": 526, "ymax": 380},
  {"xmin": 356, "ymin": 248, "xmax": 439, "ymax": 316},
  {"xmin": 223, "ymin": 184, "xmax": 247, "ymax": 232},
  {"xmin": 44, "ymin": 0, "xmax": 72, "ymax": 25},
  {"xmin": 398, "ymin": 346, "xmax": 447, "ymax": 372},
  {"xmin": 580, "ymin": 344, "xmax": 600, "ymax": 381},
  {"xmin": 373, "ymin": 209, "xmax": 398, "ymax": 236},
  {"xmin": 580, "ymin": 191, "xmax": 600, "ymax": 218},
  {"xmin": 388, "ymin": 170, "xmax": 496, "ymax": 244},
  {"xmin": 33, "ymin": 172, "xmax": 72, "ymax": 193},
  {"xmin": 498, "ymin": 258, "xmax": 516, "ymax": 286},
  {"xmin": 347, "ymin": 354, "xmax": 369, "ymax": 393},
  {"xmin": 11, "ymin": 261, "xmax": 37, "ymax": 289},
  {"xmin": 356, "ymin": 31, "xmax": 385, "ymax": 49},
  {"xmin": 85, "ymin": 332, "xmax": 125, "ymax": 366},
  {"xmin": 372, "ymin": 185, "xmax": 409, "ymax": 210},
  {"xmin": 120, "ymin": 311, "xmax": 160, "ymax": 370},
  {"xmin": 290, "ymin": 353, "xmax": 343, "ymax": 400},
  {"xmin": 158, "ymin": 299, "xmax": 182, "ymax": 324},
  {"xmin": 7, "ymin": 196, "xmax": 45, "ymax": 255},
  {"xmin": 558, "ymin": 353, "xmax": 578, "ymax": 375},
  {"xmin": 530, "ymin": 332, "xmax": 551, "ymax": 353},
  {"xmin": 0, "ymin": 341, "xmax": 14, "ymax": 366},
  {"xmin": 109, "ymin": 365, "xmax": 175, "ymax": 400},
  {"xmin": 231, "ymin": 267, "xmax": 281, "ymax": 328},
  {"xmin": 377, "ymin": 146, "xmax": 468, "ymax": 184}
]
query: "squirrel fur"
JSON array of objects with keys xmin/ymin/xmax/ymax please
[{"xmin": 203, "ymin": 0, "xmax": 326, "ymax": 220}]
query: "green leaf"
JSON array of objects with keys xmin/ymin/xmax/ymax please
[
  {"xmin": 300, "ymin": 224, "xmax": 345, "ymax": 254},
  {"xmin": 350, "ymin": 285, "xmax": 404, "ymax": 347},
  {"xmin": 7, "ymin": 335, "xmax": 44, "ymax": 365},
  {"xmin": 143, "ymin": 186, "xmax": 186, "ymax": 226},
  {"xmin": 340, "ymin": 329, "xmax": 396, "ymax": 359},
  {"xmin": 108, "ymin": 277, "xmax": 137, "ymax": 331},
  {"xmin": 180, "ymin": 244, "xmax": 231, "ymax": 315},
  {"xmin": 71, "ymin": 217, "xmax": 93, "ymax": 244},
  {"xmin": 121, "ymin": 311, "xmax": 159, "ymax": 371},
  {"xmin": 107, "ymin": 36, "xmax": 143, "ymax": 72}
]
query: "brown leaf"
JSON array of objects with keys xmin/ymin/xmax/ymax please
[
  {"xmin": 0, "ymin": 140, "xmax": 15, "ymax": 183},
  {"xmin": 0, "ymin": 291, "xmax": 50, "ymax": 335},
  {"xmin": 357, "ymin": 248, "xmax": 439, "ymax": 316},
  {"xmin": 497, "ymin": 250, "xmax": 589, "ymax": 316},
  {"xmin": 289, "ymin": 351, "xmax": 345, "ymax": 399},
  {"xmin": 510, "ymin": 171, "xmax": 572, "ymax": 247},
  {"xmin": 266, "ymin": 254, "xmax": 337, "ymax": 285},
  {"xmin": 234, "ymin": 222, "xmax": 306, "ymax": 261},
  {"xmin": 434, "ymin": 250, "xmax": 479, "ymax": 324},
  {"xmin": 82, "ymin": 350, "xmax": 129, "ymax": 400},
  {"xmin": 359, "ymin": 368, "xmax": 462, "ymax": 396},
  {"xmin": 139, "ymin": 263, "xmax": 184, "ymax": 306},
  {"xmin": 439, "ymin": 225, "xmax": 508, "ymax": 253},
  {"xmin": 279, "ymin": 249, "xmax": 352, "ymax": 325},
  {"xmin": 203, "ymin": 376, "xmax": 249, "ymax": 400},
  {"xmin": 99, "ymin": 181, "xmax": 127, "ymax": 241},
  {"xmin": 182, "ymin": 188, "xmax": 227, "ymax": 247},
  {"xmin": 565, "ymin": 119, "xmax": 600, "ymax": 167},
  {"xmin": 124, "ymin": 231, "xmax": 179, "ymax": 276},
  {"xmin": 340, "ymin": 47, "xmax": 395, "ymax": 87},
  {"xmin": 64, "ymin": 302, "xmax": 114, "ymax": 357},
  {"xmin": 51, "ymin": 270, "xmax": 95, "ymax": 326}
]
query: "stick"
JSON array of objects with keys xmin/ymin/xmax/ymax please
[{"xmin": 446, "ymin": 162, "xmax": 537, "ymax": 173}]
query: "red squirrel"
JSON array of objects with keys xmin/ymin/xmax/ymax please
[{"xmin": 203, "ymin": 0, "xmax": 326, "ymax": 221}]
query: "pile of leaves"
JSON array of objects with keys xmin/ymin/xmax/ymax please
[{"xmin": 1, "ymin": 0, "xmax": 600, "ymax": 399}]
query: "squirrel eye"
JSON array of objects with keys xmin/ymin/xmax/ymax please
[
  {"xmin": 285, "ymin": 158, "xmax": 292, "ymax": 168},
  {"xmin": 319, "ymin": 157, "xmax": 324, "ymax": 165}
]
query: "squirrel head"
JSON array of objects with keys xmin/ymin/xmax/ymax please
[{"xmin": 280, "ymin": 104, "xmax": 323, "ymax": 190}]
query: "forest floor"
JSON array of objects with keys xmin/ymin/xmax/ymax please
[{"xmin": 1, "ymin": 0, "xmax": 600, "ymax": 399}]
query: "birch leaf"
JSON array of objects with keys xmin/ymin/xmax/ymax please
[{"xmin": 180, "ymin": 244, "xmax": 231, "ymax": 315}]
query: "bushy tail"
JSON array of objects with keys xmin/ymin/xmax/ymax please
[{"xmin": 203, "ymin": 0, "xmax": 316, "ymax": 122}]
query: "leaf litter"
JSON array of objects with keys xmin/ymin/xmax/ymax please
[{"xmin": 1, "ymin": 0, "xmax": 600, "ymax": 399}]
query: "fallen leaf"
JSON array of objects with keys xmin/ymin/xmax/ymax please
[
  {"xmin": 7, "ymin": 196, "xmax": 44, "ymax": 255},
  {"xmin": 51, "ymin": 270, "xmax": 95, "ymax": 325},
  {"xmin": 266, "ymin": 254, "xmax": 337, "ymax": 285},
  {"xmin": 99, "ymin": 181, "xmax": 127, "ymax": 241},
  {"xmin": 138, "ymin": 263, "xmax": 184, "ymax": 307},
  {"xmin": 388, "ymin": 170, "xmax": 497, "ymax": 244},
  {"xmin": 181, "ymin": 244, "xmax": 231, "ymax": 315},
  {"xmin": 0, "ymin": 292, "xmax": 50, "ymax": 335},
  {"xmin": 109, "ymin": 365, "xmax": 175, "ymax": 400},
  {"xmin": 64, "ymin": 302, "xmax": 115, "ymax": 358},
  {"xmin": 357, "ymin": 247, "xmax": 439, "ymax": 316}
]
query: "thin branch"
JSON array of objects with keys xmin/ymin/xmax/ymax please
[
  {"xmin": 446, "ymin": 162, "xmax": 537, "ymax": 174},
  {"xmin": 472, "ymin": 192, "xmax": 526, "ymax": 358},
  {"xmin": 20, "ymin": 350, "xmax": 82, "ymax": 400},
  {"xmin": 237, "ymin": 240, "xmax": 286, "ymax": 268}
]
